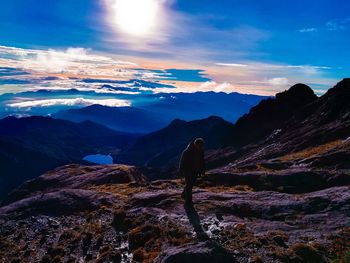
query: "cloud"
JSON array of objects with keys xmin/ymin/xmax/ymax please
[
  {"xmin": 8, "ymin": 98, "xmax": 131, "ymax": 108},
  {"xmin": 298, "ymin": 18, "xmax": 350, "ymax": 33},
  {"xmin": 215, "ymin": 63, "xmax": 248, "ymax": 68},
  {"xmin": 102, "ymin": 0, "xmax": 179, "ymax": 51},
  {"xmin": 0, "ymin": 45, "xmax": 137, "ymax": 75},
  {"xmin": 0, "ymin": 45, "xmax": 338, "ymax": 98},
  {"xmin": 298, "ymin": 28, "xmax": 318, "ymax": 33},
  {"xmin": 198, "ymin": 81, "xmax": 234, "ymax": 93},
  {"xmin": 215, "ymin": 62, "xmax": 331, "ymax": 71},
  {"xmin": 137, "ymin": 81, "xmax": 236, "ymax": 94},
  {"xmin": 325, "ymin": 18, "xmax": 350, "ymax": 31},
  {"xmin": 267, "ymin": 77, "xmax": 289, "ymax": 86},
  {"xmin": 99, "ymin": 0, "xmax": 270, "ymax": 62},
  {"xmin": 26, "ymin": 86, "xmax": 141, "ymax": 95}
]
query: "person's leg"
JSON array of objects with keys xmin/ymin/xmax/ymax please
[
  {"xmin": 182, "ymin": 172, "xmax": 189, "ymax": 199},
  {"xmin": 181, "ymin": 184, "xmax": 186, "ymax": 199}
]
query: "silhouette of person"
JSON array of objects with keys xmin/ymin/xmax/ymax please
[{"xmin": 179, "ymin": 138, "xmax": 205, "ymax": 206}]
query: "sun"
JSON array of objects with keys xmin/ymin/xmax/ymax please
[{"xmin": 111, "ymin": 0, "xmax": 160, "ymax": 37}]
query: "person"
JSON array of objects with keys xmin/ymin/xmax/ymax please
[{"xmin": 179, "ymin": 138, "xmax": 205, "ymax": 206}]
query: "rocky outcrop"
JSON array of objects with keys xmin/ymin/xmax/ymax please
[
  {"xmin": 1, "ymin": 164, "xmax": 147, "ymax": 206},
  {"xmin": 200, "ymin": 168, "xmax": 350, "ymax": 193},
  {"xmin": 0, "ymin": 189, "xmax": 119, "ymax": 217}
]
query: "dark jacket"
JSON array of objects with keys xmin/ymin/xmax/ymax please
[{"xmin": 179, "ymin": 141, "xmax": 205, "ymax": 175}]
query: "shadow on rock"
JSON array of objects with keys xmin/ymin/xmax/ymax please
[
  {"xmin": 155, "ymin": 204, "xmax": 237, "ymax": 263},
  {"xmin": 184, "ymin": 204, "xmax": 211, "ymax": 242}
]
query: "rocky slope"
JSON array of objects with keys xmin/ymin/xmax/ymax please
[
  {"xmin": 225, "ymin": 83, "xmax": 317, "ymax": 147},
  {"xmin": 0, "ymin": 165, "xmax": 349, "ymax": 263},
  {"xmin": 206, "ymin": 79, "xmax": 350, "ymax": 173}
]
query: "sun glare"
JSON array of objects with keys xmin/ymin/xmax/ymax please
[{"xmin": 112, "ymin": 0, "xmax": 160, "ymax": 37}]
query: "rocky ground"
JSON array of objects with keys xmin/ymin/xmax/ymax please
[{"xmin": 1, "ymin": 164, "xmax": 349, "ymax": 263}]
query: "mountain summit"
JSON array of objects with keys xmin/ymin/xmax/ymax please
[{"xmin": 226, "ymin": 83, "xmax": 317, "ymax": 147}]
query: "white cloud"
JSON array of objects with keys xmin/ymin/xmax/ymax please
[
  {"xmin": 0, "ymin": 45, "xmax": 137, "ymax": 75},
  {"xmin": 8, "ymin": 98, "xmax": 131, "ymax": 108},
  {"xmin": 216, "ymin": 62, "xmax": 331, "ymax": 71},
  {"xmin": 298, "ymin": 18, "xmax": 350, "ymax": 33},
  {"xmin": 298, "ymin": 28, "xmax": 318, "ymax": 33},
  {"xmin": 326, "ymin": 19, "xmax": 346, "ymax": 31},
  {"xmin": 141, "ymin": 81, "xmax": 236, "ymax": 94},
  {"xmin": 26, "ymin": 85, "xmax": 141, "ymax": 95},
  {"xmin": 267, "ymin": 77, "xmax": 289, "ymax": 86},
  {"xmin": 0, "ymin": 45, "xmax": 338, "ymax": 97},
  {"xmin": 215, "ymin": 63, "xmax": 248, "ymax": 67},
  {"xmin": 199, "ymin": 81, "xmax": 234, "ymax": 92},
  {"xmin": 102, "ymin": 0, "xmax": 178, "ymax": 50}
]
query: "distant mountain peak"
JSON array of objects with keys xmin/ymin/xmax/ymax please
[
  {"xmin": 276, "ymin": 83, "xmax": 317, "ymax": 103},
  {"xmin": 168, "ymin": 118, "xmax": 186, "ymax": 127},
  {"xmin": 227, "ymin": 83, "xmax": 318, "ymax": 147}
]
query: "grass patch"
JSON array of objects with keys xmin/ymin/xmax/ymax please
[{"xmin": 279, "ymin": 140, "xmax": 343, "ymax": 161}]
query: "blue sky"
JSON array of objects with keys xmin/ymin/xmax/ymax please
[{"xmin": 0, "ymin": 0, "xmax": 349, "ymax": 102}]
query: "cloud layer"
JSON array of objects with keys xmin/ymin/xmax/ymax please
[
  {"xmin": 0, "ymin": 44, "xmax": 339, "ymax": 101},
  {"xmin": 8, "ymin": 98, "xmax": 131, "ymax": 108}
]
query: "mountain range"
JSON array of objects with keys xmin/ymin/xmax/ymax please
[
  {"xmin": 1, "ymin": 80, "xmax": 350, "ymax": 197},
  {"xmin": 0, "ymin": 79, "xmax": 349, "ymax": 262},
  {"xmin": 52, "ymin": 91, "xmax": 265, "ymax": 133}
]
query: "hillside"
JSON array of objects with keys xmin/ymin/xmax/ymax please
[
  {"xmin": 207, "ymin": 78, "xmax": 350, "ymax": 172},
  {"xmin": 0, "ymin": 116, "xmax": 139, "ymax": 197},
  {"xmin": 53, "ymin": 105, "xmax": 168, "ymax": 134},
  {"xmin": 117, "ymin": 116, "xmax": 234, "ymax": 169}
]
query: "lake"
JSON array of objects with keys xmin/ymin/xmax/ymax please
[{"xmin": 83, "ymin": 154, "xmax": 113, "ymax": 165}]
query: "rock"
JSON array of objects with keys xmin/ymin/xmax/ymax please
[
  {"xmin": 2, "ymin": 164, "xmax": 146, "ymax": 205},
  {"xmin": 0, "ymin": 189, "xmax": 118, "ymax": 216},
  {"xmin": 225, "ymin": 83, "xmax": 317, "ymax": 147},
  {"xmin": 208, "ymin": 79, "xmax": 350, "ymax": 182},
  {"xmin": 288, "ymin": 243, "xmax": 327, "ymax": 263},
  {"xmin": 154, "ymin": 241, "xmax": 235, "ymax": 263},
  {"xmin": 200, "ymin": 168, "xmax": 350, "ymax": 193},
  {"xmin": 0, "ymin": 151, "xmax": 349, "ymax": 263}
]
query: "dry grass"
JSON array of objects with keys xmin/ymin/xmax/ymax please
[
  {"xmin": 86, "ymin": 183, "xmax": 145, "ymax": 198},
  {"xmin": 279, "ymin": 140, "xmax": 343, "ymax": 161},
  {"xmin": 330, "ymin": 228, "xmax": 350, "ymax": 263}
]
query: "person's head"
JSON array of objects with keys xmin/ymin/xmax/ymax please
[{"xmin": 194, "ymin": 138, "xmax": 205, "ymax": 150}]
